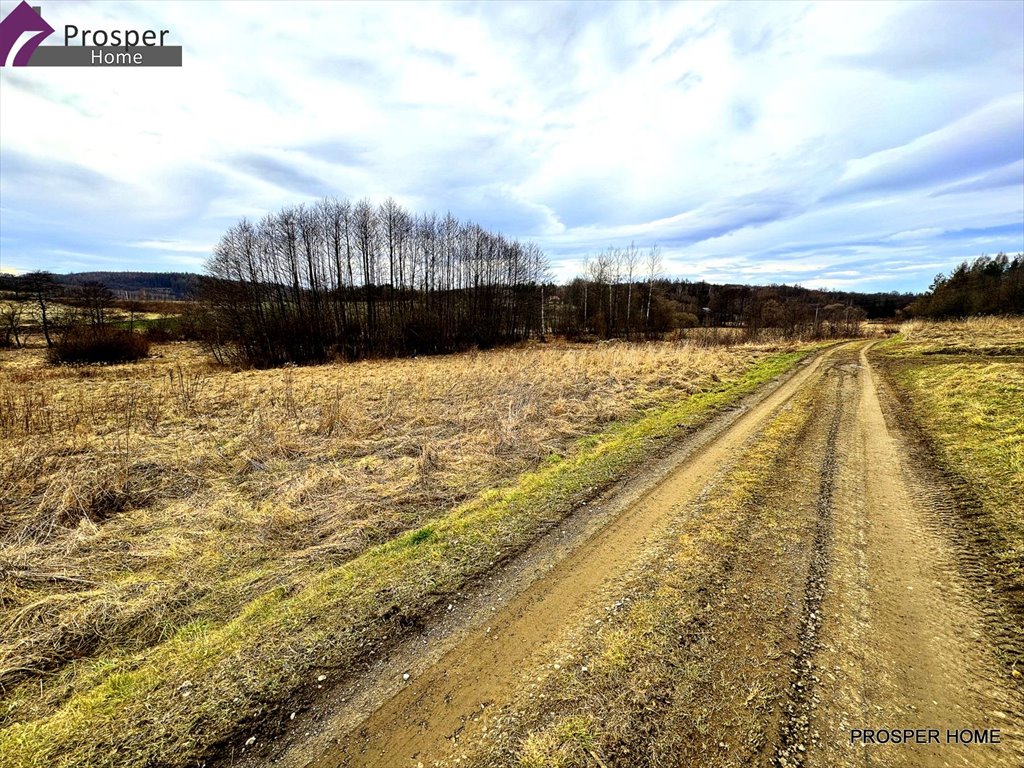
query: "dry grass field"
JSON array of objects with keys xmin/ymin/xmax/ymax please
[
  {"xmin": 445, "ymin": 319, "xmax": 1024, "ymax": 768},
  {"xmin": 873, "ymin": 317, "xmax": 1024, "ymax": 596},
  {"xmin": 0, "ymin": 338, "xmax": 817, "ymax": 767}
]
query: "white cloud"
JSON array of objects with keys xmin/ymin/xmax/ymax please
[
  {"xmin": 0, "ymin": 0, "xmax": 1020, "ymax": 290},
  {"xmin": 128, "ymin": 239, "xmax": 213, "ymax": 253}
]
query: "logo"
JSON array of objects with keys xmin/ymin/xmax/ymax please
[
  {"xmin": 0, "ymin": 3, "xmax": 53, "ymax": 66},
  {"xmin": 0, "ymin": 1, "xmax": 181, "ymax": 67}
]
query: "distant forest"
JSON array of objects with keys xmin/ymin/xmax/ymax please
[
  {"xmin": 5, "ymin": 217, "xmax": 1021, "ymax": 367},
  {"xmin": 553, "ymin": 275, "xmax": 914, "ymax": 340},
  {"xmin": 53, "ymin": 271, "xmax": 199, "ymax": 300},
  {"xmin": 906, "ymin": 253, "xmax": 1023, "ymax": 318}
]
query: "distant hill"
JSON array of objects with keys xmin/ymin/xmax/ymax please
[
  {"xmin": 3, "ymin": 270, "xmax": 916, "ymax": 317},
  {"xmin": 55, "ymin": 272, "xmax": 200, "ymax": 300},
  {"xmin": 651, "ymin": 280, "xmax": 917, "ymax": 320}
]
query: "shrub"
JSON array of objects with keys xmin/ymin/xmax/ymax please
[
  {"xmin": 139, "ymin": 313, "xmax": 212, "ymax": 344},
  {"xmin": 48, "ymin": 327, "xmax": 151, "ymax": 365},
  {"xmin": 675, "ymin": 310, "xmax": 699, "ymax": 329}
]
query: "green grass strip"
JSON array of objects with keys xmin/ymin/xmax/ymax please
[
  {"xmin": 0, "ymin": 348, "xmax": 815, "ymax": 768},
  {"xmin": 874, "ymin": 338, "xmax": 1023, "ymax": 595}
]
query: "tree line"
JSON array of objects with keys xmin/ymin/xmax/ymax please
[
  {"xmin": 0, "ymin": 271, "xmax": 151, "ymax": 362},
  {"xmin": 545, "ymin": 253, "xmax": 903, "ymax": 341},
  {"xmin": 56, "ymin": 271, "xmax": 199, "ymax": 300},
  {"xmin": 17, "ymin": 230, "xmax": 1020, "ymax": 370},
  {"xmin": 906, "ymin": 253, "xmax": 1023, "ymax": 318},
  {"xmin": 201, "ymin": 197, "xmax": 549, "ymax": 366}
]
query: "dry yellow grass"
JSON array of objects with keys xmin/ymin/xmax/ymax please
[
  {"xmin": 0, "ymin": 339, "xmax": 808, "ymax": 739},
  {"xmin": 897, "ymin": 315, "xmax": 1024, "ymax": 352},
  {"xmin": 873, "ymin": 316, "xmax": 1024, "ymax": 596}
]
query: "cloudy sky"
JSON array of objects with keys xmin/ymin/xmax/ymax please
[{"xmin": 1, "ymin": 0, "xmax": 1021, "ymax": 291}]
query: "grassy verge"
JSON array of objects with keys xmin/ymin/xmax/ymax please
[
  {"xmin": 456, "ymin": 358, "xmax": 827, "ymax": 767},
  {"xmin": 872, "ymin": 318, "xmax": 1024, "ymax": 596},
  {"xmin": 0, "ymin": 348, "xmax": 817, "ymax": 767}
]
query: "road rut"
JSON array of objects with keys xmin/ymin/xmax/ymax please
[
  {"xmin": 806, "ymin": 346, "xmax": 1022, "ymax": 767},
  {"xmin": 267, "ymin": 341, "xmax": 1021, "ymax": 767},
  {"xmin": 296, "ymin": 348, "xmax": 845, "ymax": 767}
]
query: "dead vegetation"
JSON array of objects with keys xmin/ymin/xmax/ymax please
[
  {"xmin": 452, "ymin": 354, "xmax": 837, "ymax": 768},
  {"xmin": 0, "ymin": 339, "xmax": 806, "ymax": 749},
  {"xmin": 872, "ymin": 316, "xmax": 1024, "ymax": 599},
  {"xmin": 897, "ymin": 315, "xmax": 1024, "ymax": 355}
]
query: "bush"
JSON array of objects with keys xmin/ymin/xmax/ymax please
[
  {"xmin": 48, "ymin": 327, "xmax": 151, "ymax": 365},
  {"xmin": 140, "ymin": 314, "xmax": 207, "ymax": 343},
  {"xmin": 675, "ymin": 310, "xmax": 699, "ymax": 329}
]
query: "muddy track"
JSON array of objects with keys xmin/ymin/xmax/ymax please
[
  {"xmin": 256, "ymin": 342, "xmax": 1022, "ymax": 767},
  {"xmin": 775, "ymin": 369, "xmax": 845, "ymax": 768}
]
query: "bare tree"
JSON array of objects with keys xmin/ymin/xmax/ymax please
[
  {"xmin": 580, "ymin": 255, "xmax": 591, "ymax": 333},
  {"xmin": 591, "ymin": 250, "xmax": 614, "ymax": 338},
  {"xmin": 645, "ymin": 245, "xmax": 663, "ymax": 328},
  {"xmin": 0, "ymin": 301, "xmax": 24, "ymax": 348},
  {"xmin": 76, "ymin": 280, "xmax": 114, "ymax": 328},
  {"xmin": 623, "ymin": 242, "xmax": 640, "ymax": 338},
  {"xmin": 19, "ymin": 271, "xmax": 60, "ymax": 347},
  {"xmin": 527, "ymin": 243, "xmax": 550, "ymax": 341}
]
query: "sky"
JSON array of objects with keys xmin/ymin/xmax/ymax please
[{"xmin": 0, "ymin": 0, "xmax": 1022, "ymax": 292}]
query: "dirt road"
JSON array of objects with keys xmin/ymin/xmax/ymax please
[
  {"xmin": 806, "ymin": 346, "xmax": 1022, "ymax": 768},
  {"xmin": 268, "ymin": 342, "xmax": 1021, "ymax": 767}
]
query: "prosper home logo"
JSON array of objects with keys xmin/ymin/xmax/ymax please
[
  {"xmin": 0, "ymin": 1, "xmax": 51, "ymax": 65},
  {"xmin": 0, "ymin": 1, "xmax": 181, "ymax": 67}
]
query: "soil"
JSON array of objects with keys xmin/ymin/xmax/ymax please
[{"xmin": 807, "ymin": 346, "xmax": 1022, "ymax": 768}]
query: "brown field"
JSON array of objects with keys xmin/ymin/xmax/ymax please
[
  {"xmin": 3, "ymin": 319, "xmax": 1019, "ymax": 768},
  {"xmin": 0, "ymin": 337, "xmax": 814, "ymax": 766}
]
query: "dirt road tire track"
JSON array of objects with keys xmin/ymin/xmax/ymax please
[
  {"xmin": 273, "ymin": 346, "xmax": 847, "ymax": 768},
  {"xmin": 808, "ymin": 346, "xmax": 1023, "ymax": 768},
  {"xmin": 775, "ymin": 367, "xmax": 846, "ymax": 768},
  {"xmin": 260, "ymin": 341, "xmax": 1021, "ymax": 768}
]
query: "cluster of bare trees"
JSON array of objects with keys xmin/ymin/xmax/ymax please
[
  {"xmin": 548, "ymin": 244, "xmax": 666, "ymax": 339},
  {"xmin": 547, "ymin": 252, "xmax": 872, "ymax": 341},
  {"xmin": 202, "ymin": 197, "xmax": 549, "ymax": 366},
  {"xmin": 745, "ymin": 295, "xmax": 866, "ymax": 338},
  {"xmin": 0, "ymin": 271, "xmax": 103, "ymax": 349}
]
